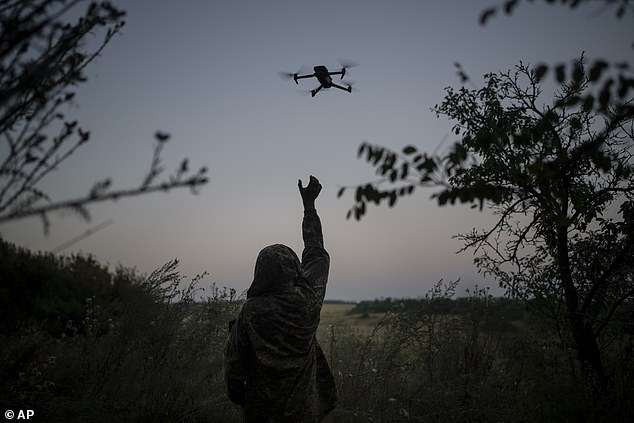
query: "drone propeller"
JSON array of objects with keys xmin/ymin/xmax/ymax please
[
  {"xmin": 338, "ymin": 59, "xmax": 358, "ymax": 79},
  {"xmin": 278, "ymin": 71, "xmax": 299, "ymax": 84},
  {"xmin": 278, "ymin": 71, "xmax": 294, "ymax": 79},
  {"xmin": 339, "ymin": 59, "xmax": 359, "ymax": 69}
]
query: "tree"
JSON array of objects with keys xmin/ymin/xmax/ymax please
[
  {"xmin": 0, "ymin": 1, "xmax": 208, "ymax": 233},
  {"xmin": 343, "ymin": 60, "xmax": 634, "ymax": 402},
  {"xmin": 478, "ymin": 0, "xmax": 634, "ymax": 114},
  {"xmin": 340, "ymin": 2, "xmax": 634, "ymax": 405}
]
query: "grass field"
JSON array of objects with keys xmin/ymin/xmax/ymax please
[
  {"xmin": 2, "ymin": 245, "xmax": 632, "ymax": 423},
  {"xmin": 318, "ymin": 303, "xmax": 385, "ymax": 338}
]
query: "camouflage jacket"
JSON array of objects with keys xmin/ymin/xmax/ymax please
[{"xmin": 224, "ymin": 208, "xmax": 336, "ymax": 423}]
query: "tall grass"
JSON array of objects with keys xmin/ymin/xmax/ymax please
[
  {"xmin": 323, "ymin": 281, "xmax": 633, "ymax": 423},
  {"xmin": 1, "ymin": 259, "xmax": 241, "ymax": 422},
  {"xmin": 2, "ymin": 258, "xmax": 632, "ymax": 422}
]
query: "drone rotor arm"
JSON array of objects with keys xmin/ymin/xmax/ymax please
[
  {"xmin": 294, "ymin": 73, "xmax": 315, "ymax": 81},
  {"xmin": 331, "ymin": 82, "xmax": 352, "ymax": 93}
]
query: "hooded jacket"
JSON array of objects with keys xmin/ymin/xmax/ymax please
[{"xmin": 224, "ymin": 208, "xmax": 336, "ymax": 423}]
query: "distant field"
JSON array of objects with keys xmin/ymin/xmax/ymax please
[{"xmin": 317, "ymin": 303, "xmax": 385, "ymax": 341}]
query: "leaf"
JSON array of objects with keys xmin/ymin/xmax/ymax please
[
  {"xmin": 616, "ymin": 6, "xmax": 625, "ymax": 18},
  {"xmin": 591, "ymin": 150, "xmax": 611, "ymax": 172},
  {"xmin": 503, "ymin": 0, "xmax": 518, "ymax": 15},
  {"xmin": 436, "ymin": 191, "xmax": 450, "ymax": 206},
  {"xmin": 371, "ymin": 147, "xmax": 384, "ymax": 165},
  {"xmin": 572, "ymin": 62, "xmax": 584, "ymax": 84},
  {"xmin": 355, "ymin": 186, "xmax": 363, "ymax": 203},
  {"xmin": 417, "ymin": 157, "xmax": 437, "ymax": 173},
  {"xmin": 400, "ymin": 162, "xmax": 409, "ymax": 179},
  {"xmin": 179, "ymin": 158, "xmax": 189, "ymax": 173},
  {"xmin": 402, "ymin": 145, "xmax": 417, "ymax": 155},
  {"xmin": 598, "ymin": 78, "xmax": 613, "ymax": 109},
  {"xmin": 571, "ymin": 191, "xmax": 585, "ymax": 211},
  {"xmin": 354, "ymin": 205, "xmax": 361, "ymax": 220},
  {"xmin": 479, "ymin": 7, "xmax": 496, "ymax": 25},
  {"xmin": 534, "ymin": 64, "xmax": 548, "ymax": 82},
  {"xmin": 588, "ymin": 60, "xmax": 608, "ymax": 82},
  {"xmin": 617, "ymin": 75, "xmax": 634, "ymax": 98},
  {"xmin": 388, "ymin": 191, "xmax": 397, "ymax": 207},
  {"xmin": 555, "ymin": 64, "xmax": 566, "ymax": 83},
  {"xmin": 358, "ymin": 143, "xmax": 367, "ymax": 158},
  {"xmin": 155, "ymin": 131, "xmax": 170, "ymax": 142}
]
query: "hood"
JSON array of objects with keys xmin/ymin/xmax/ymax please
[{"xmin": 247, "ymin": 244, "xmax": 301, "ymax": 298}]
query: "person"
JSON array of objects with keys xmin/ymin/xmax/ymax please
[{"xmin": 224, "ymin": 175, "xmax": 337, "ymax": 423}]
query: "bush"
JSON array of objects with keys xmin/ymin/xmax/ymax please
[
  {"xmin": 0, "ymin": 245, "xmax": 242, "ymax": 422},
  {"xmin": 0, "ymin": 238, "xmax": 115, "ymax": 335}
]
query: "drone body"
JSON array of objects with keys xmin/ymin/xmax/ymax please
[{"xmin": 282, "ymin": 63, "xmax": 356, "ymax": 97}]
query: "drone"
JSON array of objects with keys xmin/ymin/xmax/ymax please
[{"xmin": 280, "ymin": 62, "xmax": 357, "ymax": 97}]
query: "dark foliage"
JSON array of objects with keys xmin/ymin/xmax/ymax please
[
  {"xmin": 0, "ymin": 236, "xmax": 241, "ymax": 421},
  {"xmin": 0, "ymin": 236, "xmax": 115, "ymax": 335},
  {"xmin": 348, "ymin": 292, "xmax": 526, "ymax": 329},
  {"xmin": 479, "ymin": 0, "xmax": 634, "ymax": 111},
  {"xmin": 344, "ymin": 58, "xmax": 634, "ymax": 409}
]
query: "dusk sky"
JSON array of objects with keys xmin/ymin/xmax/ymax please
[{"xmin": 1, "ymin": 0, "xmax": 631, "ymax": 301}]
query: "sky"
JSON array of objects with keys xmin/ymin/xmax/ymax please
[{"xmin": 1, "ymin": 0, "xmax": 632, "ymax": 301}]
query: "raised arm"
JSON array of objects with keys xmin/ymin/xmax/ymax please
[{"xmin": 298, "ymin": 176, "xmax": 329, "ymax": 294}]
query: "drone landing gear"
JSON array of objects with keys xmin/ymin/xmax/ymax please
[
  {"xmin": 311, "ymin": 83, "xmax": 351, "ymax": 97},
  {"xmin": 331, "ymin": 82, "xmax": 352, "ymax": 93}
]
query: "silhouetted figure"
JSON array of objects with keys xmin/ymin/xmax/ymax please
[{"xmin": 224, "ymin": 176, "xmax": 336, "ymax": 423}]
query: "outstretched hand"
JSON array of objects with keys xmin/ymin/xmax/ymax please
[{"xmin": 298, "ymin": 175, "xmax": 322, "ymax": 208}]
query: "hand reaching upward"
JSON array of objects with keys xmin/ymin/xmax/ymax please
[{"xmin": 298, "ymin": 175, "xmax": 322, "ymax": 209}]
